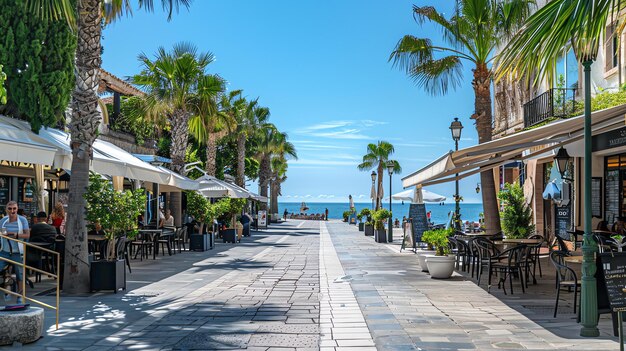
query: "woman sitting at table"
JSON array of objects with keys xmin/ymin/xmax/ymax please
[
  {"xmin": 160, "ymin": 209, "xmax": 174, "ymax": 228},
  {"xmin": 597, "ymin": 220, "xmax": 610, "ymax": 232},
  {"xmin": 613, "ymin": 218, "xmax": 626, "ymax": 236}
]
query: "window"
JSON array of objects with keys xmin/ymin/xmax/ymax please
[{"xmin": 605, "ymin": 23, "xmax": 619, "ymax": 72}]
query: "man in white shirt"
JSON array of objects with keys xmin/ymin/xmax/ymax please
[{"xmin": 0, "ymin": 201, "xmax": 30, "ymax": 304}]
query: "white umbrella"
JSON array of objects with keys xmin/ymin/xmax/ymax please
[
  {"xmin": 370, "ymin": 182, "xmax": 376, "ymax": 200},
  {"xmin": 387, "ymin": 187, "xmax": 446, "ymax": 203},
  {"xmin": 377, "ymin": 182, "xmax": 384, "ymax": 201}
]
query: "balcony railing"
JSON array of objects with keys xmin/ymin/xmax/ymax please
[{"xmin": 523, "ymin": 88, "xmax": 577, "ymax": 128}]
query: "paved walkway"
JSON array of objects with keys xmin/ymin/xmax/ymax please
[{"xmin": 6, "ymin": 220, "xmax": 621, "ymax": 350}]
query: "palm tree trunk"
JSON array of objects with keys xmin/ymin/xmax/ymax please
[
  {"xmin": 472, "ymin": 63, "xmax": 501, "ymax": 235},
  {"xmin": 169, "ymin": 110, "xmax": 190, "ymax": 174},
  {"xmin": 270, "ymin": 178, "xmax": 278, "ymax": 215},
  {"xmin": 376, "ymin": 163, "xmax": 383, "ymax": 210},
  {"xmin": 236, "ymin": 134, "xmax": 246, "ymax": 187},
  {"xmin": 64, "ymin": 0, "xmax": 102, "ymax": 294},
  {"xmin": 258, "ymin": 155, "xmax": 271, "ymax": 210},
  {"xmin": 205, "ymin": 132, "xmax": 217, "ymax": 176}
]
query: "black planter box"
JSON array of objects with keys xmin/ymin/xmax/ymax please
[
  {"xmin": 358, "ymin": 223, "xmax": 364, "ymax": 231},
  {"xmin": 90, "ymin": 259, "xmax": 126, "ymax": 293},
  {"xmin": 375, "ymin": 229, "xmax": 387, "ymax": 243},
  {"xmin": 364, "ymin": 224, "xmax": 374, "ymax": 236},
  {"xmin": 190, "ymin": 233, "xmax": 210, "ymax": 251},
  {"xmin": 222, "ymin": 229, "xmax": 237, "ymax": 243}
]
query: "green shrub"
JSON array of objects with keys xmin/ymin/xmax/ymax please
[
  {"xmin": 421, "ymin": 228, "xmax": 454, "ymax": 256},
  {"xmin": 359, "ymin": 208, "xmax": 372, "ymax": 222},
  {"xmin": 498, "ymin": 182, "xmax": 535, "ymax": 239},
  {"xmin": 372, "ymin": 209, "xmax": 391, "ymax": 230},
  {"xmin": 342, "ymin": 210, "xmax": 351, "ymax": 221}
]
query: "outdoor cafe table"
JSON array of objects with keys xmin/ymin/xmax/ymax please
[
  {"xmin": 493, "ymin": 238, "xmax": 542, "ymax": 250},
  {"xmin": 87, "ymin": 234, "xmax": 107, "ymax": 259},
  {"xmin": 137, "ymin": 229, "xmax": 176, "ymax": 258}
]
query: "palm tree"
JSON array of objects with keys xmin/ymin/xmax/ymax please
[
  {"xmin": 235, "ymin": 99, "xmax": 270, "ymax": 187},
  {"xmin": 270, "ymin": 156, "xmax": 288, "ymax": 216},
  {"xmin": 133, "ymin": 42, "xmax": 214, "ymax": 174},
  {"xmin": 188, "ymin": 74, "xmax": 232, "ymax": 176},
  {"xmin": 389, "ymin": 1, "xmax": 534, "ymax": 235},
  {"xmin": 257, "ymin": 128, "xmax": 297, "ymax": 212},
  {"xmin": 357, "ymin": 141, "xmax": 401, "ymax": 210},
  {"xmin": 26, "ymin": 0, "xmax": 191, "ymax": 294},
  {"xmin": 496, "ymin": 0, "xmax": 625, "ymax": 338}
]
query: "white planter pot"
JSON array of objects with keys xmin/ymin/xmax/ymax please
[
  {"xmin": 425, "ymin": 254, "xmax": 456, "ymax": 279},
  {"xmin": 416, "ymin": 250, "xmax": 436, "ymax": 272}
]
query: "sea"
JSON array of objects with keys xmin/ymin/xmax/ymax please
[{"xmin": 278, "ymin": 202, "xmax": 484, "ymax": 224}]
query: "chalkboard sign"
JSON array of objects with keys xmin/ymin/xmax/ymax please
[
  {"xmin": 592, "ymin": 177, "xmax": 602, "ymax": 218},
  {"xmin": 408, "ymin": 203, "xmax": 429, "ymax": 244},
  {"xmin": 554, "ymin": 203, "xmax": 571, "ymax": 240},
  {"xmin": 17, "ymin": 177, "xmax": 37, "ymax": 217},
  {"xmin": 0, "ymin": 176, "xmax": 9, "ymax": 209},
  {"xmin": 599, "ymin": 252, "xmax": 626, "ymax": 312}
]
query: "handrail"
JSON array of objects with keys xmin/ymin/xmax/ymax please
[
  {"xmin": 523, "ymin": 88, "xmax": 577, "ymax": 128},
  {"xmin": 0, "ymin": 234, "xmax": 60, "ymax": 330}
]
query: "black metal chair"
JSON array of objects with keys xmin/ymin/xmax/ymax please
[
  {"xmin": 549, "ymin": 250, "xmax": 580, "ymax": 318},
  {"xmin": 116, "ymin": 236, "xmax": 132, "ymax": 273},
  {"xmin": 486, "ymin": 244, "xmax": 528, "ymax": 295},
  {"xmin": 172, "ymin": 226, "xmax": 187, "ymax": 253},
  {"xmin": 474, "ymin": 238, "xmax": 501, "ymax": 287},
  {"xmin": 527, "ymin": 234, "xmax": 546, "ymax": 285}
]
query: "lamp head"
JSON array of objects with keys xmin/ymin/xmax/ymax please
[
  {"xmin": 554, "ymin": 147, "xmax": 572, "ymax": 179},
  {"xmin": 386, "ymin": 161, "xmax": 394, "ymax": 175},
  {"xmin": 371, "ymin": 171, "xmax": 377, "ymax": 181},
  {"xmin": 475, "ymin": 183, "xmax": 480, "ymax": 194},
  {"xmin": 450, "ymin": 117, "xmax": 463, "ymax": 141}
]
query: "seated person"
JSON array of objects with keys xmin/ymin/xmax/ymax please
[
  {"xmin": 160, "ymin": 209, "xmax": 174, "ymax": 228},
  {"xmin": 30, "ymin": 212, "xmax": 57, "ymax": 244},
  {"xmin": 26, "ymin": 211, "xmax": 58, "ymax": 271},
  {"xmin": 597, "ymin": 220, "xmax": 610, "ymax": 232},
  {"xmin": 87, "ymin": 221, "xmax": 107, "ymax": 258}
]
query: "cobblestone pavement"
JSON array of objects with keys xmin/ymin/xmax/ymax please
[
  {"xmin": 326, "ymin": 221, "xmax": 619, "ymax": 350},
  {"xmin": 10, "ymin": 220, "xmax": 622, "ymax": 350}
]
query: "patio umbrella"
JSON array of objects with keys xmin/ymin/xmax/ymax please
[
  {"xmin": 377, "ymin": 182, "xmax": 384, "ymax": 201},
  {"xmin": 370, "ymin": 182, "xmax": 376, "ymax": 201},
  {"xmin": 388, "ymin": 188, "xmax": 446, "ymax": 203}
]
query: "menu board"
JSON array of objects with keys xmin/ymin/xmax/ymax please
[
  {"xmin": 17, "ymin": 177, "xmax": 37, "ymax": 217},
  {"xmin": 0, "ymin": 176, "xmax": 9, "ymax": 210},
  {"xmin": 409, "ymin": 203, "xmax": 428, "ymax": 244},
  {"xmin": 605, "ymin": 170, "xmax": 620, "ymax": 224},
  {"xmin": 599, "ymin": 252, "xmax": 626, "ymax": 312},
  {"xmin": 554, "ymin": 203, "xmax": 571, "ymax": 240},
  {"xmin": 592, "ymin": 177, "xmax": 602, "ymax": 218}
]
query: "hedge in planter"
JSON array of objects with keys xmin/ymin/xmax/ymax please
[
  {"xmin": 498, "ymin": 182, "xmax": 534, "ymax": 239},
  {"xmin": 85, "ymin": 172, "xmax": 146, "ymax": 291}
]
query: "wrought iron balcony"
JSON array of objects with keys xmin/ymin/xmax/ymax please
[{"xmin": 523, "ymin": 88, "xmax": 577, "ymax": 128}]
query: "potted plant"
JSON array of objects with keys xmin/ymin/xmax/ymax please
[
  {"xmin": 422, "ymin": 228, "xmax": 456, "ymax": 279},
  {"xmin": 342, "ymin": 210, "xmax": 351, "ymax": 222},
  {"xmin": 186, "ymin": 191, "xmax": 226, "ymax": 251},
  {"xmin": 498, "ymin": 182, "xmax": 535, "ymax": 239},
  {"xmin": 416, "ymin": 229, "xmax": 437, "ymax": 272},
  {"xmin": 85, "ymin": 172, "xmax": 146, "ymax": 292},
  {"xmin": 357, "ymin": 213, "xmax": 364, "ymax": 231},
  {"xmin": 360, "ymin": 209, "xmax": 373, "ymax": 236},
  {"xmin": 372, "ymin": 209, "xmax": 391, "ymax": 243},
  {"xmin": 219, "ymin": 198, "xmax": 247, "ymax": 243}
]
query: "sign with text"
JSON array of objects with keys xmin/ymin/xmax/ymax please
[
  {"xmin": 593, "ymin": 126, "xmax": 626, "ymax": 152},
  {"xmin": 599, "ymin": 252, "xmax": 626, "ymax": 312},
  {"xmin": 554, "ymin": 203, "xmax": 571, "ymax": 240},
  {"xmin": 258, "ymin": 210, "xmax": 267, "ymax": 227},
  {"xmin": 408, "ymin": 203, "xmax": 428, "ymax": 244},
  {"xmin": 591, "ymin": 177, "xmax": 602, "ymax": 218}
]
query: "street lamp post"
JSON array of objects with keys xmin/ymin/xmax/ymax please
[
  {"xmin": 371, "ymin": 171, "xmax": 377, "ymax": 210},
  {"xmin": 387, "ymin": 161, "xmax": 394, "ymax": 242},
  {"xmin": 450, "ymin": 118, "xmax": 463, "ymax": 231}
]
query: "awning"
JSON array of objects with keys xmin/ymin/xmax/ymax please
[
  {"xmin": 402, "ymin": 103, "xmax": 626, "ymax": 188},
  {"xmin": 196, "ymin": 175, "xmax": 268, "ymax": 202},
  {"xmin": 0, "ymin": 115, "xmax": 63, "ymax": 165},
  {"xmin": 387, "ymin": 188, "xmax": 446, "ymax": 203},
  {"xmin": 157, "ymin": 166, "xmax": 198, "ymax": 191},
  {"xmin": 0, "ymin": 117, "xmax": 171, "ymax": 184}
]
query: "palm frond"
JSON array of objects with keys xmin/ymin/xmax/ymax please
[{"xmin": 408, "ymin": 56, "xmax": 464, "ymax": 96}]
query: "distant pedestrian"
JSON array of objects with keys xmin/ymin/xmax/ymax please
[
  {"xmin": 283, "ymin": 209, "xmax": 288, "ymax": 220},
  {"xmin": 325, "ymin": 208, "xmax": 329, "ymax": 221}
]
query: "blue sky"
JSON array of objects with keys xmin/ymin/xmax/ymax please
[{"xmin": 102, "ymin": 0, "xmax": 482, "ymax": 203}]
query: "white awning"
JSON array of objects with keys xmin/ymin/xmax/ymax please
[
  {"xmin": 157, "ymin": 166, "xmax": 198, "ymax": 191},
  {"xmin": 0, "ymin": 115, "xmax": 64, "ymax": 165},
  {"xmin": 402, "ymin": 103, "xmax": 626, "ymax": 188},
  {"xmin": 196, "ymin": 175, "xmax": 267, "ymax": 202}
]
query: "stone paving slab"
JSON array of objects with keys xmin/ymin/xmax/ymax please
[{"xmin": 327, "ymin": 221, "xmax": 619, "ymax": 350}]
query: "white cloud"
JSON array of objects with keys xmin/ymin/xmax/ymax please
[
  {"xmin": 304, "ymin": 194, "xmax": 312, "ymax": 198},
  {"xmin": 328, "ymin": 195, "xmax": 335, "ymax": 198},
  {"xmin": 361, "ymin": 119, "xmax": 388, "ymax": 127},
  {"xmin": 295, "ymin": 119, "xmax": 386, "ymax": 140},
  {"xmin": 305, "ymin": 121, "xmax": 352, "ymax": 131},
  {"xmin": 358, "ymin": 194, "xmax": 365, "ymax": 198},
  {"xmin": 291, "ymin": 159, "xmax": 357, "ymax": 166}
]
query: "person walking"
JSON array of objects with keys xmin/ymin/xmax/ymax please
[{"xmin": 325, "ymin": 208, "xmax": 329, "ymax": 221}]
